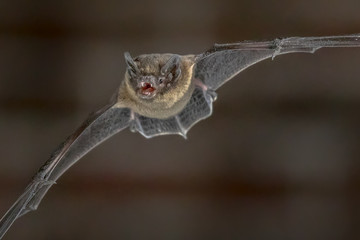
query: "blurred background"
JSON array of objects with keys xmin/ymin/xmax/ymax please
[{"xmin": 0, "ymin": 0, "xmax": 360, "ymax": 239}]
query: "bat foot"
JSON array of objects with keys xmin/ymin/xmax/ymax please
[
  {"xmin": 129, "ymin": 110, "xmax": 138, "ymax": 133},
  {"xmin": 129, "ymin": 122, "xmax": 138, "ymax": 133},
  {"xmin": 207, "ymin": 90, "xmax": 217, "ymax": 102}
]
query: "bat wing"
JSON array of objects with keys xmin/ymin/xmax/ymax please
[
  {"xmin": 194, "ymin": 34, "xmax": 360, "ymax": 90},
  {"xmin": 0, "ymin": 86, "xmax": 216, "ymax": 237},
  {"xmin": 0, "ymin": 102, "xmax": 132, "ymax": 239}
]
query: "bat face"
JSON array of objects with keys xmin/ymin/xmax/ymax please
[
  {"xmin": 125, "ymin": 53, "xmax": 182, "ymax": 100},
  {"xmin": 119, "ymin": 53, "xmax": 196, "ymax": 119}
]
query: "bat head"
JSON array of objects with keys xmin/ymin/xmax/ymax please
[{"xmin": 124, "ymin": 52, "xmax": 182, "ymax": 100}]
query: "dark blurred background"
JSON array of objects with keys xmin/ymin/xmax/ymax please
[{"xmin": 0, "ymin": 0, "xmax": 360, "ymax": 239}]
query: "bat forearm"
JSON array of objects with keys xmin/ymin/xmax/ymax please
[
  {"xmin": 213, "ymin": 34, "xmax": 360, "ymax": 50},
  {"xmin": 211, "ymin": 34, "xmax": 360, "ymax": 60},
  {"xmin": 0, "ymin": 105, "xmax": 131, "ymax": 239}
]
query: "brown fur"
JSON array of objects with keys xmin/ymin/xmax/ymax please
[{"xmin": 115, "ymin": 54, "xmax": 196, "ymax": 119}]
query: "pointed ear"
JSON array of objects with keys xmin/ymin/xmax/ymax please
[
  {"xmin": 124, "ymin": 52, "xmax": 139, "ymax": 78},
  {"xmin": 161, "ymin": 55, "xmax": 181, "ymax": 80}
]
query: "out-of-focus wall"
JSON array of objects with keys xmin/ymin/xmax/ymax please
[{"xmin": 0, "ymin": 0, "xmax": 359, "ymax": 239}]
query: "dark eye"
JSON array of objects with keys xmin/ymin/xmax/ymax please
[{"xmin": 159, "ymin": 78, "xmax": 164, "ymax": 84}]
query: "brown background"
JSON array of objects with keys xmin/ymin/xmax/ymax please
[{"xmin": 0, "ymin": 0, "xmax": 360, "ymax": 239}]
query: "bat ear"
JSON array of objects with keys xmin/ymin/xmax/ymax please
[
  {"xmin": 124, "ymin": 52, "xmax": 140, "ymax": 78},
  {"xmin": 161, "ymin": 55, "xmax": 181, "ymax": 81}
]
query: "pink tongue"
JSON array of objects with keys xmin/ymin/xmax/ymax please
[{"xmin": 141, "ymin": 83, "xmax": 155, "ymax": 94}]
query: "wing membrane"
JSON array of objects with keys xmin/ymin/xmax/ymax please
[
  {"xmin": 133, "ymin": 87, "xmax": 214, "ymax": 138},
  {"xmin": 0, "ymin": 104, "xmax": 131, "ymax": 239},
  {"xmin": 195, "ymin": 34, "xmax": 360, "ymax": 90}
]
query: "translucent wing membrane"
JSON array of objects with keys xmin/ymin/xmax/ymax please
[
  {"xmin": 135, "ymin": 116, "xmax": 184, "ymax": 137},
  {"xmin": 0, "ymin": 105, "xmax": 131, "ymax": 239},
  {"xmin": 195, "ymin": 34, "xmax": 360, "ymax": 90},
  {"xmin": 176, "ymin": 87, "xmax": 215, "ymax": 131},
  {"xmin": 195, "ymin": 49, "xmax": 273, "ymax": 90},
  {"xmin": 132, "ymin": 87, "xmax": 215, "ymax": 138}
]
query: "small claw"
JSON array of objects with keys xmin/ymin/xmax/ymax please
[{"xmin": 207, "ymin": 90, "xmax": 218, "ymax": 102}]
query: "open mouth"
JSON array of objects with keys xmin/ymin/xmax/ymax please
[{"xmin": 139, "ymin": 81, "xmax": 156, "ymax": 97}]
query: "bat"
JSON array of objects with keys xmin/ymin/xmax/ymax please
[{"xmin": 1, "ymin": 34, "xmax": 360, "ymax": 239}]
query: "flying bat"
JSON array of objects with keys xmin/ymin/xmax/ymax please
[{"xmin": 1, "ymin": 34, "xmax": 360, "ymax": 239}]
